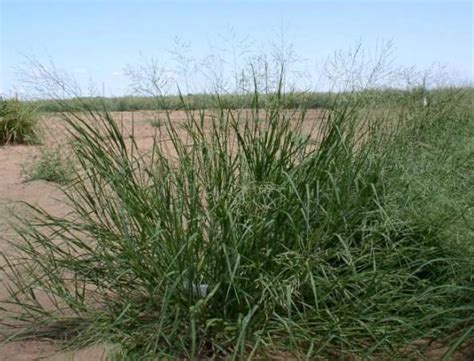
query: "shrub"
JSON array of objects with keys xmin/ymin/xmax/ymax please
[{"xmin": 0, "ymin": 98, "xmax": 41, "ymax": 145}]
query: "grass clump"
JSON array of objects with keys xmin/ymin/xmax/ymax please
[
  {"xmin": 1, "ymin": 85, "xmax": 473, "ymax": 359},
  {"xmin": 148, "ymin": 118, "xmax": 163, "ymax": 128},
  {"xmin": 0, "ymin": 98, "xmax": 41, "ymax": 145},
  {"xmin": 21, "ymin": 146, "xmax": 74, "ymax": 184},
  {"xmin": 388, "ymin": 89, "xmax": 474, "ymax": 249}
]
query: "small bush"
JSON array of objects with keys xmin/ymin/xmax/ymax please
[
  {"xmin": 22, "ymin": 146, "xmax": 73, "ymax": 184},
  {"xmin": 0, "ymin": 98, "xmax": 40, "ymax": 145}
]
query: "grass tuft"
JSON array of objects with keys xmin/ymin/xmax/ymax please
[
  {"xmin": 148, "ymin": 118, "xmax": 163, "ymax": 128},
  {"xmin": 0, "ymin": 98, "xmax": 41, "ymax": 145},
  {"xmin": 21, "ymin": 146, "xmax": 74, "ymax": 184}
]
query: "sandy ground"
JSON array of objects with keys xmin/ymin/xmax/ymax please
[{"xmin": 0, "ymin": 110, "xmax": 471, "ymax": 360}]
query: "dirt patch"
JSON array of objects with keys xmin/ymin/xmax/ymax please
[{"xmin": 0, "ymin": 340, "xmax": 59, "ymax": 361}]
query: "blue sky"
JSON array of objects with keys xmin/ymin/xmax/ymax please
[{"xmin": 1, "ymin": 0, "xmax": 472, "ymax": 96}]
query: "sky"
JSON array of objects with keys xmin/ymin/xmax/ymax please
[{"xmin": 0, "ymin": 0, "xmax": 473, "ymax": 97}]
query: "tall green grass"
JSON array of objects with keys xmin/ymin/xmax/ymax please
[
  {"xmin": 1, "ymin": 84, "xmax": 473, "ymax": 359},
  {"xmin": 0, "ymin": 98, "xmax": 40, "ymax": 145}
]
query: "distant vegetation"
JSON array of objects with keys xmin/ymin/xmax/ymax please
[
  {"xmin": 27, "ymin": 92, "xmax": 332, "ymax": 112},
  {"xmin": 23, "ymin": 87, "xmax": 473, "ymax": 114}
]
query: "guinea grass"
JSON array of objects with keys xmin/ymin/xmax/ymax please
[
  {"xmin": 0, "ymin": 98, "xmax": 41, "ymax": 145},
  {"xmin": 1, "ymin": 84, "xmax": 473, "ymax": 359}
]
